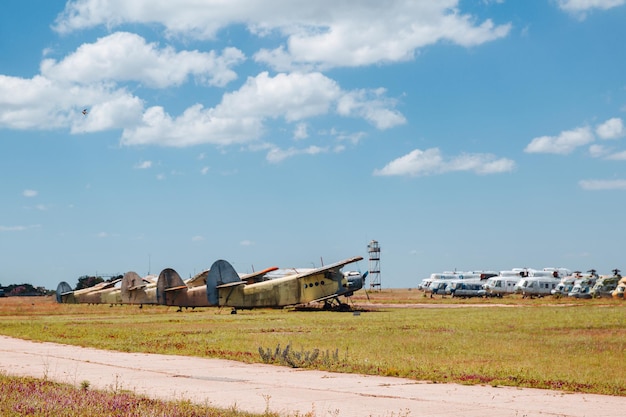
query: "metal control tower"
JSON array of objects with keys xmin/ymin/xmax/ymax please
[{"xmin": 367, "ymin": 240, "xmax": 381, "ymax": 290}]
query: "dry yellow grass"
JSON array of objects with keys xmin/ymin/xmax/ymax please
[{"xmin": 0, "ymin": 293, "xmax": 624, "ymax": 396}]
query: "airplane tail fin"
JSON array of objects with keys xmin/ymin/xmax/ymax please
[
  {"xmin": 156, "ymin": 268, "xmax": 186, "ymax": 305},
  {"xmin": 206, "ymin": 259, "xmax": 241, "ymax": 305},
  {"xmin": 56, "ymin": 281, "xmax": 73, "ymax": 303},
  {"xmin": 120, "ymin": 271, "xmax": 143, "ymax": 302}
]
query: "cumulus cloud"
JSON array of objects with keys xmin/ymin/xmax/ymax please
[
  {"xmin": 23, "ymin": 189, "xmax": 38, "ymax": 197},
  {"xmin": 557, "ymin": 0, "xmax": 625, "ymax": 13},
  {"xmin": 524, "ymin": 126, "xmax": 594, "ymax": 155},
  {"xmin": 373, "ymin": 148, "xmax": 515, "ymax": 177},
  {"xmin": 526, "ymin": 118, "xmax": 626, "ymax": 158},
  {"xmin": 266, "ymin": 145, "xmax": 329, "ymax": 163},
  {"xmin": 588, "ymin": 144, "xmax": 608, "ymax": 158},
  {"xmin": 122, "ymin": 72, "xmax": 404, "ymax": 147},
  {"xmin": 0, "ymin": 74, "xmax": 144, "ymax": 131},
  {"xmin": 134, "ymin": 161, "xmax": 152, "ymax": 169},
  {"xmin": 1, "ymin": 33, "xmax": 241, "ymax": 133},
  {"xmin": 336, "ymin": 88, "xmax": 406, "ymax": 129},
  {"xmin": 596, "ymin": 117, "xmax": 624, "ymax": 140},
  {"xmin": 579, "ymin": 179, "xmax": 626, "ymax": 190},
  {"xmin": 121, "ymin": 103, "xmax": 264, "ymax": 147},
  {"xmin": 606, "ymin": 150, "xmax": 626, "ymax": 160},
  {"xmin": 41, "ymin": 32, "xmax": 244, "ymax": 88},
  {"xmin": 220, "ymin": 72, "xmax": 340, "ymax": 121},
  {"xmin": 54, "ymin": 1, "xmax": 511, "ymax": 69}
]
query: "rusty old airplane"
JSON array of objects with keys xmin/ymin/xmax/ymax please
[
  {"xmin": 205, "ymin": 256, "xmax": 366, "ymax": 311},
  {"xmin": 56, "ymin": 279, "xmax": 122, "ymax": 304},
  {"xmin": 55, "ymin": 256, "xmax": 365, "ymax": 311},
  {"xmin": 156, "ymin": 266, "xmax": 279, "ymax": 310}
]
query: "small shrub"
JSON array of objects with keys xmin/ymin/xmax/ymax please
[{"xmin": 258, "ymin": 343, "xmax": 327, "ymax": 368}]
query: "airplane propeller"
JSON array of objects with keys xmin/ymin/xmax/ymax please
[{"xmin": 361, "ymin": 271, "xmax": 371, "ymax": 302}]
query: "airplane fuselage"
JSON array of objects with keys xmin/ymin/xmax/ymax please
[{"xmin": 218, "ymin": 270, "xmax": 346, "ymax": 308}]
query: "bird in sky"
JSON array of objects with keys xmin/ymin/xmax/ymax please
[{"xmin": 82, "ymin": 109, "xmax": 88, "ymax": 116}]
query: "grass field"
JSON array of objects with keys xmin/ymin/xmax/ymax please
[{"xmin": 0, "ymin": 291, "xmax": 624, "ymax": 397}]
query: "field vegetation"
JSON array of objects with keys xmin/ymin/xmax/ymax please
[
  {"xmin": 0, "ymin": 291, "xmax": 624, "ymax": 400},
  {"xmin": 0, "ymin": 372, "xmax": 286, "ymax": 417}
]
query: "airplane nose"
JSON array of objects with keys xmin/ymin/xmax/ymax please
[{"xmin": 347, "ymin": 274, "xmax": 364, "ymax": 290}]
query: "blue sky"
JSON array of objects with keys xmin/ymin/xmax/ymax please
[{"xmin": 2, "ymin": 0, "xmax": 625, "ymax": 290}]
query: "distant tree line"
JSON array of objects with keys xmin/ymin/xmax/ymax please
[
  {"xmin": 0, "ymin": 283, "xmax": 52, "ymax": 297},
  {"xmin": 0, "ymin": 274, "xmax": 123, "ymax": 296}
]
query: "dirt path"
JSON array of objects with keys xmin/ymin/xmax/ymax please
[{"xmin": 1, "ymin": 335, "xmax": 623, "ymax": 417}]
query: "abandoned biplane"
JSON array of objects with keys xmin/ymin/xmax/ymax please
[
  {"xmin": 56, "ymin": 279, "xmax": 122, "ymax": 304},
  {"xmin": 206, "ymin": 256, "xmax": 366, "ymax": 311},
  {"xmin": 156, "ymin": 266, "xmax": 279, "ymax": 310}
]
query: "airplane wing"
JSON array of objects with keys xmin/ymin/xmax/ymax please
[
  {"xmin": 293, "ymin": 256, "xmax": 363, "ymax": 280},
  {"xmin": 186, "ymin": 269, "xmax": 209, "ymax": 287},
  {"xmin": 78, "ymin": 279, "xmax": 121, "ymax": 293},
  {"xmin": 163, "ymin": 285, "xmax": 189, "ymax": 292},
  {"xmin": 100, "ymin": 278, "xmax": 121, "ymax": 290},
  {"xmin": 216, "ymin": 281, "xmax": 246, "ymax": 289},
  {"xmin": 241, "ymin": 266, "xmax": 279, "ymax": 284},
  {"xmin": 128, "ymin": 284, "xmax": 147, "ymax": 291},
  {"xmin": 143, "ymin": 275, "xmax": 157, "ymax": 284},
  {"xmin": 128, "ymin": 277, "xmax": 155, "ymax": 291}
]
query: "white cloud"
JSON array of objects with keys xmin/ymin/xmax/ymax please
[
  {"xmin": 1, "ymin": 68, "xmax": 402, "ymax": 146},
  {"xmin": 375, "ymin": 148, "xmax": 444, "ymax": 177},
  {"xmin": 201, "ymin": 166, "xmax": 210, "ymax": 175},
  {"xmin": 23, "ymin": 189, "xmax": 38, "ymax": 197},
  {"xmin": 336, "ymin": 88, "xmax": 406, "ymax": 129},
  {"xmin": 256, "ymin": 9, "xmax": 511, "ymax": 70},
  {"xmin": 54, "ymin": 1, "xmax": 511, "ymax": 69},
  {"xmin": 588, "ymin": 144, "xmax": 626, "ymax": 160},
  {"xmin": 293, "ymin": 122, "xmax": 308, "ymax": 140},
  {"xmin": 266, "ymin": 145, "xmax": 328, "ymax": 163},
  {"xmin": 606, "ymin": 150, "xmax": 626, "ymax": 160},
  {"xmin": 524, "ymin": 126, "xmax": 594, "ymax": 154},
  {"xmin": 121, "ymin": 103, "xmax": 264, "ymax": 147},
  {"xmin": 122, "ymin": 72, "xmax": 404, "ymax": 147},
  {"xmin": 596, "ymin": 117, "xmax": 624, "ymax": 140},
  {"xmin": 557, "ymin": 0, "xmax": 625, "ymax": 13},
  {"xmin": 192, "ymin": 235, "xmax": 205, "ymax": 241},
  {"xmin": 134, "ymin": 160, "xmax": 152, "ymax": 169},
  {"xmin": 0, "ymin": 225, "xmax": 41, "ymax": 232},
  {"xmin": 579, "ymin": 179, "xmax": 626, "ymax": 190},
  {"xmin": 373, "ymin": 148, "xmax": 515, "ymax": 177},
  {"xmin": 41, "ymin": 32, "xmax": 244, "ymax": 88},
  {"xmin": 0, "ymin": 74, "xmax": 144, "ymax": 131},
  {"xmin": 240, "ymin": 240, "xmax": 254, "ymax": 246},
  {"xmin": 588, "ymin": 144, "xmax": 608, "ymax": 158},
  {"xmin": 220, "ymin": 72, "xmax": 340, "ymax": 121},
  {"xmin": 2, "ymin": 32, "xmax": 241, "ymax": 133}
]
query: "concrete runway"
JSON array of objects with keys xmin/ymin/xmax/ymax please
[{"xmin": 0, "ymin": 335, "xmax": 623, "ymax": 417}]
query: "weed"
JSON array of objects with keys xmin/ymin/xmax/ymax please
[{"xmin": 259, "ymin": 343, "xmax": 323, "ymax": 368}]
